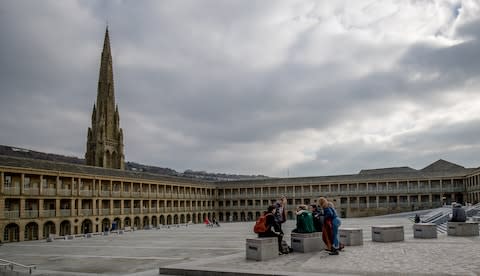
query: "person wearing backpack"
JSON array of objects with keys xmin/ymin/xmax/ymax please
[
  {"xmin": 256, "ymin": 205, "xmax": 286, "ymax": 255},
  {"xmin": 274, "ymin": 196, "xmax": 287, "ymax": 232}
]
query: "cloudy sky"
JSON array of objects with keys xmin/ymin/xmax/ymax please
[{"xmin": 1, "ymin": 0, "xmax": 480, "ymax": 177}]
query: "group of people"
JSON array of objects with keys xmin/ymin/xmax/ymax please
[{"xmin": 255, "ymin": 196, "xmax": 343, "ymax": 255}]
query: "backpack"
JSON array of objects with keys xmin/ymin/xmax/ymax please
[{"xmin": 253, "ymin": 213, "xmax": 272, "ymax": 233}]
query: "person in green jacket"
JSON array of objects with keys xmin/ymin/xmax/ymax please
[{"xmin": 292, "ymin": 205, "xmax": 316, "ymax": 233}]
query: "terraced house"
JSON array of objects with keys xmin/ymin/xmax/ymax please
[{"xmin": 1, "ymin": 29, "xmax": 479, "ymax": 242}]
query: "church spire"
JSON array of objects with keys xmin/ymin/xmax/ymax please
[{"xmin": 86, "ymin": 27, "xmax": 125, "ymax": 170}]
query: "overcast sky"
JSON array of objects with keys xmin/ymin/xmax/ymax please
[{"xmin": 1, "ymin": 0, "xmax": 480, "ymax": 177}]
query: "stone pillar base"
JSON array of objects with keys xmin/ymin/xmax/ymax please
[
  {"xmin": 340, "ymin": 228, "xmax": 363, "ymax": 245},
  {"xmin": 291, "ymin": 232, "xmax": 323, "ymax": 253},
  {"xmin": 372, "ymin": 225, "xmax": 404, "ymax": 242},
  {"xmin": 246, "ymin": 237, "xmax": 277, "ymax": 261}
]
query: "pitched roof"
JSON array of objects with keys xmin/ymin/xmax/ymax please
[
  {"xmin": 421, "ymin": 159, "xmax": 465, "ymax": 172},
  {"xmin": 359, "ymin": 167, "xmax": 417, "ymax": 175}
]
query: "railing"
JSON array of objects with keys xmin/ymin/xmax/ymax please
[
  {"xmin": 0, "ymin": 258, "xmax": 36, "ymax": 275},
  {"xmin": 42, "ymin": 188, "xmax": 56, "ymax": 196},
  {"xmin": 23, "ymin": 210, "xmax": 38, "ymax": 218},
  {"xmin": 4, "ymin": 211, "xmax": 19, "ymax": 219},
  {"xmin": 40, "ymin": 210, "xmax": 56, "ymax": 217},
  {"xmin": 81, "ymin": 209, "xmax": 92, "ymax": 216},
  {"xmin": 57, "ymin": 189, "xmax": 71, "ymax": 196},
  {"xmin": 121, "ymin": 191, "xmax": 131, "ymax": 197},
  {"xmin": 142, "ymin": 192, "xmax": 149, "ymax": 198},
  {"xmin": 132, "ymin": 192, "xmax": 141, "ymax": 197},
  {"xmin": 133, "ymin": 208, "xmax": 141, "ymax": 214},
  {"xmin": 60, "ymin": 209, "xmax": 71, "ymax": 217},
  {"xmin": 23, "ymin": 188, "xmax": 39, "ymax": 195},
  {"xmin": 3, "ymin": 187, "xmax": 20, "ymax": 195},
  {"xmin": 112, "ymin": 191, "xmax": 121, "ymax": 197},
  {"xmin": 100, "ymin": 191, "xmax": 110, "ymax": 197},
  {"xmin": 79, "ymin": 190, "xmax": 92, "ymax": 197},
  {"xmin": 113, "ymin": 208, "xmax": 121, "ymax": 215},
  {"xmin": 99, "ymin": 208, "xmax": 110, "ymax": 215}
]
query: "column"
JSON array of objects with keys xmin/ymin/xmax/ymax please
[
  {"xmin": 110, "ymin": 199, "xmax": 114, "ymax": 215},
  {"xmin": 78, "ymin": 199, "xmax": 82, "ymax": 216},
  {"xmin": 0, "ymin": 198, "xmax": 5, "ymax": 219},
  {"xmin": 39, "ymin": 199, "xmax": 44, "ymax": 218},
  {"xmin": 56, "ymin": 199, "xmax": 61, "ymax": 217},
  {"xmin": 0, "ymin": 171, "xmax": 4, "ymax": 194},
  {"xmin": 56, "ymin": 175, "xmax": 60, "ymax": 195},
  {"xmin": 121, "ymin": 199, "xmax": 125, "ymax": 215},
  {"xmin": 20, "ymin": 198, "xmax": 25, "ymax": 218},
  {"xmin": 71, "ymin": 199, "xmax": 75, "ymax": 217},
  {"xmin": 20, "ymin": 173, "xmax": 25, "ymax": 195},
  {"xmin": 39, "ymin": 175, "xmax": 43, "ymax": 195},
  {"xmin": 92, "ymin": 199, "xmax": 97, "ymax": 216}
]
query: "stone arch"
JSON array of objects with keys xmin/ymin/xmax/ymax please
[
  {"xmin": 226, "ymin": 212, "xmax": 231, "ymax": 222},
  {"xmin": 151, "ymin": 216, "xmax": 158, "ymax": 227},
  {"xmin": 101, "ymin": 218, "xmax": 111, "ymax": 232},
  {"xmin": 186, "ymin": 214, "xmax": 191, "ymax": 223},
  {"xmin": 240, "ymin": 212, "xmax": 246, "ymax": 221},
  {"xmin": 59, "ymin": 220, "xmax": 71, "ymax": 236},
  {"xmin": 124, "ymin": 217, "xmax": 131, "ymax": 227},
  {"xmin": 233, "ymin": 212, "xmax": 238, "ymax": 221},
  {"xmin": 197, "ymin": 213, "xmax": 201, "ymax": 223},
  {"xmin": 113, "ymin": 217, "xmax": 121, "ymax": 230},
  {"xmin": 112, "ymin": 151, "xmax": 118, "ymax": 168},
  {"xmin": 166, "ymin": 215, "xmax": 172, "ymax": 225},
  {"xmin": 255, "ymin": 212, "xmax": 261, "ymax": 219},
  {"xmin": 159, "ymin": 215, "xmax": 165, "ymax": 225},
  {"xmin": 24, "ymin": 222, "xmax": 39, "ymax": 241},
  {"xmin": 134, "ymin": 217, "xmax": 141, "ymax": 228},
  {"xmin": 43, "ymin": 221, "xmax": 56, "ymax": 238},
  {"xmin": 81, "ymin": 219, "xmax": 93, "ymax": 234},
  {"xmin": 143, "ymin": 216, "xmax": 150, "ymax": 228},
  {"xmin": 180, "ymin": 214, "xmax": 185, "ymax": 224},
  {"xmin": 173, "ymin": 214, "xmax": 179, "ymax": 224},
  {"xmin": 105, "ymin": 150, "xmax": 111, "ymax": 168},
  {"xmin": 287, "ymin": 211, "xmax": 294, "ymax": 220},
  {"xmin": 218, "ymin": 212, "xmax": 224, "ymax": 222},
  {"xmin": 3, "ymin": 223, "xmax": 20, "ymax": 242},
  {"xmin": 247, "ymin": 212, "xmax": 253, "ymax": 221}
]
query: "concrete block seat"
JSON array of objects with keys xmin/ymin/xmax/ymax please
[
  {"xmin": 246, "ymin": 237, "xmax": 278, "ymax": 261},
  {"xmin": 472, "ymin": 216, "xmax": 480, "ymax": 222},
  {"xmin": 413, "ymin": 223, "xmax": 437, "ymax": 239},
  {"xmin": 339, "ymin": 228, "xmax": 363, "ymax": 245},
  {"xmin": 447, "ymin": 222, "xmax": 479, "ymax": 236},
  {"xmin": 290, "ymin": 232, "xmax": 324, "ymax": 253},
  {"xmin": 372, "ymin": 225, "xmax": 404, "ymax": 242}
]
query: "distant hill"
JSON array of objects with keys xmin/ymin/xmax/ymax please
[{"xmin": 0, "ymin": 145, "xmax": 268, "ymax": 181}]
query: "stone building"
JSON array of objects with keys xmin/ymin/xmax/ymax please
[
  {"xmin": 1, "ymin": 28, "xmax": 480, "ymax": 242},
  {"xmin": 85, "ymin": 28, "xmax": 125, "ymax": 170}
]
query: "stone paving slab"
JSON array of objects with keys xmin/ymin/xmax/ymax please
[{"xmin": 0, "ymin": 215, "xmax": 478, "ymax": 275}]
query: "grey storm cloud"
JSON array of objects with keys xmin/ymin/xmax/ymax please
[{"xmin": 1, "ymin": 0, "xmax": 480, "ymax": 176}]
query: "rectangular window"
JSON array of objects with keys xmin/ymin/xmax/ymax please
[
  {"xmin": 4, "ymin": 176, "xmax": 12, "ymax": 187},
  {"xmin": 24, "ymin": 177, "xmax": 31, "ymax": 188}
]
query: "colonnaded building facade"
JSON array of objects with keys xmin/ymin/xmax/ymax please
[{"xmin": 1, "ymin": 29, "xmax": 480, "ymax": 242}]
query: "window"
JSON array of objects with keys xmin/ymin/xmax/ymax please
[
  {"xmin": 4, "ymin": 176, "xmax": 12, "ymax": 187},
  {"xmin": 24, "ymin": 177, "xmax": 31, "ymax": 188}
]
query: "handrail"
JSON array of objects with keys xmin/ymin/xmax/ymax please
[{"xmin": 0, "ymin": 258, "xmax": 36, "ymax": 274}]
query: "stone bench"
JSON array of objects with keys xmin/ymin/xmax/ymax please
[
  {"xmin": 124, "ymin": 226, "xmax": 132, "ymax": 232},
  {"xmin": 290, "ymin": 232, "xmax": 323, "ymax": 253},
  {"xmin": 472, "ymin": 216, "xmax": 480, "ymax": 222},
  {"xmin": 447, "ymin": 222, "xmax": 479, "ymax": 236},
  {"xmin": 339, "ymin": 228, "xmax": 363, "ymax": 246},
  {"xmin": 413, "ymin": 223, "xmax": 437, "ymax": 239},
  {"xmin": 246, "ymin": 237, "xmax": 277, "ymax": 261},
  {"xmin": 372, "ymin": 225, "xmax": 404, "ymax": 242}
]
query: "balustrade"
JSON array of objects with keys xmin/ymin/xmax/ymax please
[
  {"xmin": 23, "ymin": 210, "xmax": 39, "ymax": 218},
  {"xmin": 4, "ymin": 210, "xmax": 20, "ymax": 219},
  {"xmin": 60, "ymin": 209, "xmax": 71, "ymax": 216},
  {"xmin": 3, "ymin": 187, "xmax": 20, "ymax": 195},
  {"xmin": 41, "ymin": 188, "xmax": 56, "ymax": 196},
  {"xmin": 40, "ymin": 210, "xmax": 55, "ymax": 217}
]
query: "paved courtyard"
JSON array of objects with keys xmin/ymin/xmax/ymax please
[{"xmin": 0, "ymin": 214, "xmax": 479, "ymax": 276}]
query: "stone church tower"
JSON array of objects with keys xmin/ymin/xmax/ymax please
[{"xmin": 85, "ymin": 28, "xmax": 125, "ymax": 170}]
